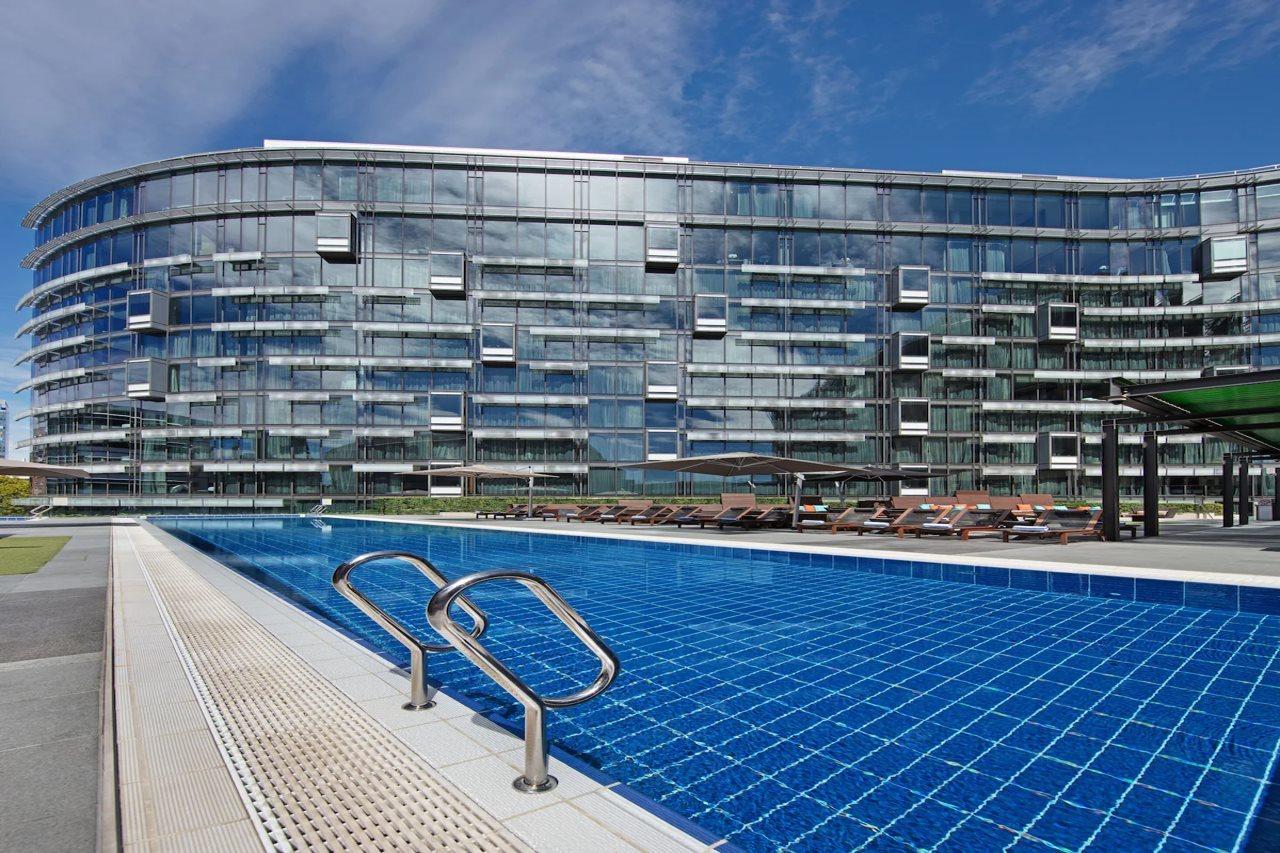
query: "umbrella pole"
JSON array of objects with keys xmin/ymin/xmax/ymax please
[
  {"xmin": 528, "ymin": 475, "xmax": 534, "ymax": 517},
  {"xmin": 791, "ymin": 474, "xmax": 804, "ymax": 529}
]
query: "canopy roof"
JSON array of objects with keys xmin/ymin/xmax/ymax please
[
  {"xmin": 1106, "ymin": 368, "xmax": 1280, "ymax": 456},
  {"xmin": 0, "ymin": 459, "xmax": 91, "ymax": 478},
  {"xmin": 805, "ymin": 466, "xmax": 946, "ymax": 483}
]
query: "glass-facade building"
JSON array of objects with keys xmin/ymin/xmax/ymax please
[{"xmin": 16, "ymin": 141, "xmax": 1280, "ymax": 511}]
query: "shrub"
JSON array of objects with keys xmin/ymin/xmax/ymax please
[{"xmin": 0, "ymin": 476, "xmax": 31, "ymax": 516}]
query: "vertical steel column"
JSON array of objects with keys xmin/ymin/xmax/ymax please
[
  {"xmin": 1239, "ymin": 457, "xmax": 1250, "ymax": 526},
  {"xmin": 1222, "ymin": 454, "xmax": 1234, "ymax": 528},
  {"xmin": 1142, "ymin": 431, "xmax": 1159, "ymax": 538},
  {"xmin": 1101, "ymin": 420, "xmax": 1119, "ymax": 542}
]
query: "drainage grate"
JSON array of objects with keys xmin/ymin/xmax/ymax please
[{"xmin": 124, "ymin": 527, "xmax": 527, "ymax": 852}]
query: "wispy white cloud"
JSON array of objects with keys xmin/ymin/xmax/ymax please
[
  {"xmin": 0, "ymin": 0, "xmax": 696, "ymax": 193},
  {"xmin": 968, "ymin": 0, "xmax": 1280, "ymax": 112}
]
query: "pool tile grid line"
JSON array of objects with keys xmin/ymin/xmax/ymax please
[
  {"xmin": 733, "ymin": 577, "xmax": 1219, "ymax": 851},
  {"xmin": 152, "ymin": 517, "xmax": 1280, "ymax": 853},
  {"xmin": 140, "ymin": 520, "xmax": 724, "ymax": 852},
  {"xmin": 340, "ymin": 515, "xmax": 1280, "ymax": 618}
]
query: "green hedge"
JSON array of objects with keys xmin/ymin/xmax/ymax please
[
  {"xmin": 370, "ymin": 495, "xmax": 793, "ymax": 515},
  {"xmin": 370, "ymin": 496, "xmax": 1225, "ymax": 517},
  {"xmin": 0, "ymin": 477, "xmax": 31, "ymax": 516}
]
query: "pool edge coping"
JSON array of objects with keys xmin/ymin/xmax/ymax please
[{"xmin": 139, "ymin": 518, "xmax": 735, "ymax": 852}]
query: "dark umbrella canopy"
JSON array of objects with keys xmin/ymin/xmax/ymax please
[
  {"xmin": 805, "ymin": 466, "xmax": 948, "ymax": 483},
  {"xmin": 626, "ymin": 452, "xmax": 856, "ymax": 478}
]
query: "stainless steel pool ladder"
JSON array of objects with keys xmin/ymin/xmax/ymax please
[
  {"xmin": 428, "ymin": 569, "xmax": 620, "ymax": 793},
  {"xmin": 332, "ymin": 551, "xmax": 488, "ymax": 710}
]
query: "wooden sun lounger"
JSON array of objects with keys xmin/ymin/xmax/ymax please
[
  {"xmin": 795, "ymin": 506, "xmax": 861, "ymax": 532},
  {"xmin": 475, "ymin": 503, "xmax": 520, "ymax": 519},
  {"xmin": 913, "ymin": 508, "xmax": 1013, "ymax": 540},
  {"xmin": 628, "ymin": 505, "xmax": 678, "ymax": 525},
  {"xmin": 1001, "ymin": 509, "xmax": 1103, "ymax": 544},
  {"xmin": 596, "ymin": 503, "xmax": 653, "ymax": 523},
  {"xmin": 666, "ymin": 506, "xmax": 720, "ymax": 527}
]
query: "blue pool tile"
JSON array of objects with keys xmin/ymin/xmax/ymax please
[
  {"xmin": 975, "ymin": 566, "xmax": 1010, "ymax": 587},
  {"xmin": 1009, "ymin": 569, "xmax": 1048, "ymax": 591},
  {"xmin": 1184, "ymin": 582, "xmax": 1239, "ymax": 611},
  {"xmin": 1240, "ymin": 585, "xmax": 1280, "ymax": 616},
  {"xmin": 1048, "ymin": 572, "xmax": 1087, "ymax": 595},
  {"xmin": 1089, "ymin": 574, "xmax": 1135, "ymax": 601},
  {"xmin": 155, "ymin": 516, "xmax": 1280, "ymax": 853},
  {"xmin": 1135, "ymin": 577, "xmax": 1185, "ymax": 606}
]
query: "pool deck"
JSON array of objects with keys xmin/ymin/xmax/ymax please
[
  {"xmin": 113, "ymin": 521, "xmax": 718, "ymax": 852},
  {"xmin": 356, "ymin": 515, "xmax": 1280, "ymax": 588}
]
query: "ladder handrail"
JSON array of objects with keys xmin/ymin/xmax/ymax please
[
  {"xmin": 332, "ymin": 551, "xmax": 488, "ymax": 710},
  {"xmin": 28, "ymin": 504, "xmax": 51, "ymax": 518},
  {"xmin": 427, "ymin": 569, "xmax": 620, "ymax": 793}
]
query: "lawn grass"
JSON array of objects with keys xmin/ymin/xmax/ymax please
[{"xmin": 0, "ymin": 536, "xmax": 71, "ymax": 575}]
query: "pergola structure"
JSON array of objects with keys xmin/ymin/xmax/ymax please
[{"xmin": 1102, "ymin": 369, "xmax": 1280, "ymax": 540}]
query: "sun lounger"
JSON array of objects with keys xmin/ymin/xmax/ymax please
[
  {"xmin": 628, "ymin": 505, "xmax": 678, "ymax": 525},
  {"xmin": 570, "ymin": 504, "xmax": 627, "ymax": 522},
  {"xmin": 707, "ymin": 506, "xmax": 763, "ymax": 528},
  {"xmin": 913, "ymin": 506, "xmax": 1012, "ymax": 540},
  {"xmin": 596, "ymin": 503, "xmax": 653, "ymax": 523},
  {"xmin": 666, "ymin": 505, "xmax": 719, "ymax": 527},
  {"xmin": 1002, "ymin": 508, "xmax": 1103, "ymax": 544},
  {"xmin": 540, "ymin": 504, "xmax": 601, "ymax": 521},
  {"xmin": 795, "ymin": 506, "xmax": 861, "ymax": 532}
]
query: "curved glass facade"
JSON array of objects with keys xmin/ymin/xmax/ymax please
[{"xmin": 17, "ymin": 142, "xmax": 1280, "ymax": 510}]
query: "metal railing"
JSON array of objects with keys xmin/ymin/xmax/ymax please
[
  {"xmin": 332, "ymin": 551, "xmax": 487, "ymax": 710},
  {"xmin": 27, "ymin": 504, "xmax": 52, "ymax": 519},
  {"xmin": 307, "ymin": 503, "xmax": 328, "ymax": 516},
  {"xmin": 427, "ymin": 569, "xmax": 620, "ymax": 793}
]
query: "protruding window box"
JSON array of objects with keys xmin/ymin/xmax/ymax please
[
  {"xmin": 646, "ymin": 429, "xmax": 679, "ymax": 461},
  {"xmin": 1035, "ymin": 303, "xmax": 1079, "ymax": 343},
  {"xmin": 429, "ymin": 392, "xmax": 465, "ymax": 431},
  {"xmin": 894, "ymin": 464, "xmax": 931, "ymax": 497},
  {"xmin": 645, "ymin": 224, "xmax": 680, "ymax": 269},
  {"xmin": 1199, "ymin": 236, "xmax": 1247, "ymax": 279},
  {"xmin": 693, "ymin": 294, "xmax": 728, "ymax": 337},
  {"xmin": 1037, "ymin": 432, "xmax": 1081, "ymax": 470},
  {"xmin": 890, "ymin": 331, "xmax": 931, "ymax": 371},
  {"xmin": 125, "ymin": 358, "xmax": 167, "ymax": 400},
  {"xmin": 428, "ymin": 251, "xmax": 467, "ymax": 297},
  {"xmin": 315, "ymin": 212, "xmax": 359, "ymax": 263},
  {"xmin": 645, "ymin": 361, "xmax": 679, "ymax": 400},
  {"xmin": 480, "ymin": 323, "xmax": 516, "ymax": 363},
  {"xmin": 892, "ymin": 398, "xmax": 930, "ymax": 436},
  {"xmin": 126, "ymin": 290, "xmax": 169, "ymax": 332},
  {"xmin": 890, "ymin": 265, "xmax": 931, "ymax": 309}
]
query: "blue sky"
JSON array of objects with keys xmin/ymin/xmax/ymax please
[{"xmin": 1, "ymin": 0, "xmax": 1278, "ymax": 453}]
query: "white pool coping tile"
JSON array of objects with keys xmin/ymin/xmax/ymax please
[{"xmin": 340, "ymin": 514, "xmax": 1280, "ymax": 589}]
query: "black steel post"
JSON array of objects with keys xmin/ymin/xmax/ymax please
[
  {"xmin": 1102, "ymin": 420, "xmax": 1119, "ymax": 542},
  {"xmin": 1239, "ymin": 457, "xmax": 1250, "ymax": 526},
  {"xmin": 1143, "ymin": 431, "xmax": 1159, "ymax": 538},
  {"xmin": 1223, "ymin": 454, "xmax": 1234, "ymax": 528}
]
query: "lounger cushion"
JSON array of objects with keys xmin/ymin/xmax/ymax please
[
  {"xmin": 798, "ymin": 519, "xmax": 826, "ymax": 526},
  {"xmin": 921, "ymin": 522, "xmax": 954, "ymax": 530},
  {"xmin": 861, "ymin": 520, "xmax": 890, "ymax": 528},
  {"xmin": 1011, "ymin": 524, "xmax": 1050, "ymax": 533}
]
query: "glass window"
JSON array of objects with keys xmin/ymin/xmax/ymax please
[
  {"xmin": 889, "ymin": 188, "xmax": 920, "ymax": 221},
  {"xmin": 947, "ymin": 190, "xmax": 973, "ymax": 225},
  {"xmin": 434, "ymin": 169, "xmax": 466, "ymax": 204},
  {"xmin": 1035, "ymin": 193, "xmax": 1064, "ymax": 229},
  {"xmin": 1200, "ymin": 189, "xmax": 1236, "ymax": 226},
  {"xmin": 484, "ymin": 171, "xmax": 517, "ymax": 206},
  {"xmin": 1079, "ymin": 195, "xmax": 1107, "ymax": 229},
  {"xmin": 692, "ymin": 180, "xmax": 725, "ymax": 214},
  {"xmin": 986, "ymin": 191, "xmax": 1010, "ymax": 227},
  {"xmin": 647, "ymin": 177, "xmax": 678, "ymax": 213},
  {"xmin": 1011, "ymin": 192, "xmax": 1035, "ymax": 227},
  {"xmin": 921, "ymin": 189, "xmax": 947, "ymax": 224},
  {"xmin": 792, "ymin": 184, "xmax": 819, "ymax": 218}
]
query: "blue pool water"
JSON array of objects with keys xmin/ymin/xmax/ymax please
[{"xmin": 155, "ymin": 516, "xmax": 1280, "ymax": 852}]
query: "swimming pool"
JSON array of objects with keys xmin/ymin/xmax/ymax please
[{"xmin": 155, "ymin": 516, "xmax": 1280, "ymax": 852}]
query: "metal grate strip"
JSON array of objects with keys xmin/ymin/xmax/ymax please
[{"xmin": 123, "ymin": 526, "xmax": 528, "ymax": 852}]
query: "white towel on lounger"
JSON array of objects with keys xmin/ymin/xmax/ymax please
[{"xmin": 1011, "ymin": 524, "xmax": 1050, "ymax": 533}]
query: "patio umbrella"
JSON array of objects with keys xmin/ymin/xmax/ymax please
[
  {"xmin": 400, "ymin": 464, "xmax": 559, "ymax": 516},
  {"xmin": 0, "ymin": 459, "xmax": 91, "ymax": 479},
  {"xmin": 627, "ymin": 452, "xmax": 871, "ymax": 527}
]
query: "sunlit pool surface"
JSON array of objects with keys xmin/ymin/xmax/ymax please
[{"xmin": 156, "ymin": 516, "xmax": 1280, "ymax": 852}]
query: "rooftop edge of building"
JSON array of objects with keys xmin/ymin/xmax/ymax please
[{"xmin": 21, "ymin": 137, "xmax": 1280, "ymax": 229}]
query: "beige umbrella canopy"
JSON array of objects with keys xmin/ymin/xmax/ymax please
[
  {"xmin": 0, "ymin": 459, "xmax": 91, "ymax": 478},
  {"xmin": 400, "ymin": 464, "xmax": 559, "ymax": 515}
]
